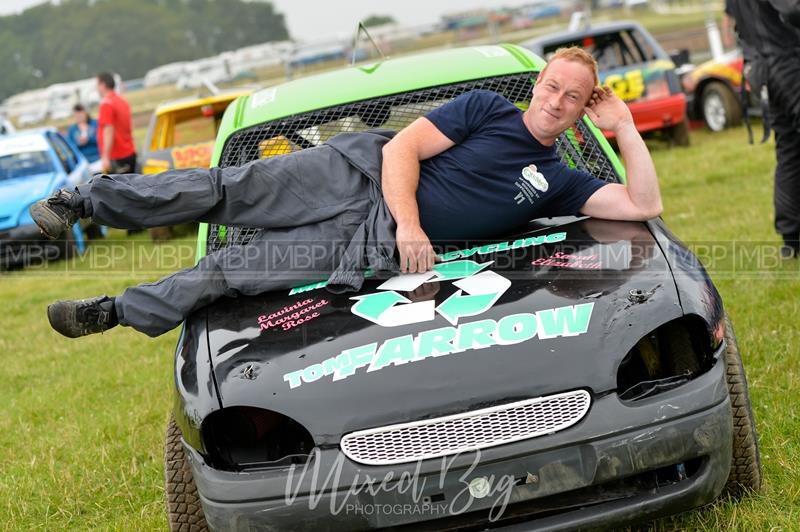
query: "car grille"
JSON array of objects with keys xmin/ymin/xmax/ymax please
[
  {"xmin": 340, "ymin": 390, "xmax": 591, "ymax": 466},
  {"xmin": 208, "ymin": 72, "xmax": 622, "ymax": 253}
]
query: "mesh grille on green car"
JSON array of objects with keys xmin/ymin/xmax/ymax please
[{"xmin": 209, "ymin": 73, "xmax": 621, "ymax": 253}]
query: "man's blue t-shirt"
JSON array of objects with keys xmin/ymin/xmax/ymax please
[{"xmin": 417, "ymin": 90, "xmax": 608, "ymax": 242}]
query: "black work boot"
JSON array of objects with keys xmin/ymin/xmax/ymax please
[
  {"xmin": 47, "ymin": 295, "xmax": 119, "ymax": 338},
  {"xmin": 29, "ymin": 189, "xmax": 88, "ymax": 240},
  {"xmin": 780, "ymin": 233, "xmax": 800, "ymax": 259}
]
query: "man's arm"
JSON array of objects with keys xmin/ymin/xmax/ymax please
[
  {"xmin": 101, "ymin": 125, "xmax": 114, "ymax": 171},
  {"xmin": 382, "ymin": 117, "xmax": 455, "ymax": 273},
  {"xmin": 580, "ymin": 87, "xmax": 663, "ymax": 221},
  {"xmin": 722, "ymin": 13, "xmax": 737, "ymax": 49}
]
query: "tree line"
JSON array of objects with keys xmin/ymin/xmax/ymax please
[{"xmin": 0, "ymin": 0, "xmax": 288, "ymax": 101}]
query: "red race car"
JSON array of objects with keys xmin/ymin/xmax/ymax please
[{"xmin": 522, "ymin": 21, "xmax": 690, "ymax": 146}]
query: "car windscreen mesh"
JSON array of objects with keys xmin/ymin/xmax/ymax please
[
  {"xmin": 209, "ymin": 72, "xmax": 621, "ymax": 253},
  {"xmin": 555, "ymin": 120, "xmax": 621, "ymax": 181}
]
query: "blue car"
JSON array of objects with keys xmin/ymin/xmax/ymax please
[{"xmin": 0, "ymin": 129, "xmax": 94, "ymax": 268}]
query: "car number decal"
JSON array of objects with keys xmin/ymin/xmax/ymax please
[
  {"xmin": 251, "ymin": 87, "xmax": 277, "ymax": 108},
  {"xmin": 604, "ymin": 69, "xmax": 645, "ymax": 101}
]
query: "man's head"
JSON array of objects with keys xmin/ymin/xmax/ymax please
[
  {"xmin": 524, "ymin": 46, "xmax": 599, "ymax": 145},
  {"xmin": 96, "ymin": 72, "xmax": 116, "ymax": 96}
]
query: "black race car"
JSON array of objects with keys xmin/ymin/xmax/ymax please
[{"xmin": 164, "ymin": 44, "xmax": 760, "ymax": 531}]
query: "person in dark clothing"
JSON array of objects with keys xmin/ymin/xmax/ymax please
[
  {"xmin": 31, "ymin": 47, "xmax": 662, "ymax": 339},
  {"xmin": 725, "ymin": 0, "xmax": 800, "ymax": 257}
]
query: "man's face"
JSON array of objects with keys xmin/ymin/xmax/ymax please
[
  {"xmin": 96, "ymin": 79, "xmax": 106, "ymax": 96},
  {"xmin": 526, "ymin": 58, "xmax": 596, "ymax": 143}
]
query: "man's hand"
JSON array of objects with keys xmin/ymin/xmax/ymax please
[
  {"xmin": 579, "ymin": 86, "xmax": 662, "ymax": 222},
  {"xmin": 584, "ymin": 86, "xmax": 634, "ymax": 134},
  {"xmin": 396, "ymin": 223, "xmax": 436, "ymax": 273},
  {"xmin": 101, "ymin": 155, "xmax": 111, "ymax": 173}
]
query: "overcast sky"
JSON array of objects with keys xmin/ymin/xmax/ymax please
[{"xmin": 0, "ymin": 0, "xmax": 544, "ymax": 41}]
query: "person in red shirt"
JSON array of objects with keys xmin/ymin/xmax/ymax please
[{"xmin": 96, "ymin": 72, "xmax": 137, "ymax": 173}]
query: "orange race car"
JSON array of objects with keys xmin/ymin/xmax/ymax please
[{"xmin": 681, "ymin": 49, "xmax": 758, "ymax": 132}]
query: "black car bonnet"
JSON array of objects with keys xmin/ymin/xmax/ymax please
[{"xmin": 205, "ymin": 217, "xmax": 682, "ymax": 439}]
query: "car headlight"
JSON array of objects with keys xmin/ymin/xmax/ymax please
[
  {"xmin": 617, "ymin": 315, "xmax": 717, "ymax": 402},
  {"xmin": 201, "ymin": 406, "xmax": 315, "ymax": 472}
]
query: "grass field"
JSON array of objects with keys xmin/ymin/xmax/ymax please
[{"xmin": 1, "ymin": 125, "xmax": 799, "ymax": 530}]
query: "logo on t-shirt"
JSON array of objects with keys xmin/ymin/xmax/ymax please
[
  {"xmin": 513, "ymin": 164, "xmax": 549, "ymax": 205},
  {"xmin": 522, "ymin": 164, "xmax": 549, "ymax": 192}
]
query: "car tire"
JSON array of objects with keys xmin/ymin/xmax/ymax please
[
  {"xmin": 722, "ymin": 314, "xmax": 762, "ymax": 496},
  {"xmin": 165, "ymin": 415, "xmax": 209, "ymax": 532},
  {"xmin": 668, "ymin": 117, "xmax": 691, "ymax": 147},
  {"xmin": 701, "ymin": 81, "xmax": 742, "ymax": 132}
]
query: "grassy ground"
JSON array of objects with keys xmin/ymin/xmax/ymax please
[
  {"xmin": 1, "ymin": 125, "xmax": 798, "ymax": 529},
  {"xmin": 643, "ymin": 127, "xmax": 800, "ymax": 530}
]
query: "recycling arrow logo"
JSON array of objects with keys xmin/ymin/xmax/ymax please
[
  {"xmin": 350, "ymin": 260, "xmax": 510, "ymax": 327},
  {"xmin": 435, "ymin": 270, "xmax": 511, "ymax": 325},
  {"xmin": 350, "ymin": 291, "xmax": 435, "ymax": 327}
]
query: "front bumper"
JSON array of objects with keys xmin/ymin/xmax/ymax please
[{"xmin": 186, "ymin": 353, "xmax": 732, "ymax": 531}]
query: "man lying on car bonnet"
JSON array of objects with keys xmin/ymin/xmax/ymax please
[{"xmin": 30, "ymin": 46, "xmax": 662, "ymax": 339}]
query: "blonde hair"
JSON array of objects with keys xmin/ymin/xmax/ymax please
[{"xmin": 538, "ymin": 46, "xmax": 600, "ymax": 87}]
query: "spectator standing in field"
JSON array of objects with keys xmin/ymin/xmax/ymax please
[
  {"xmin": 96, "ymin": 72, "xmax": 137, "ymax": 173},
  {"xmin": 724, "ymin": 0, "xmax": 800, "ymax": 258},
  {"xmin": 67, "ymin": 104, "xmax": 102, "ymax": 174}
]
